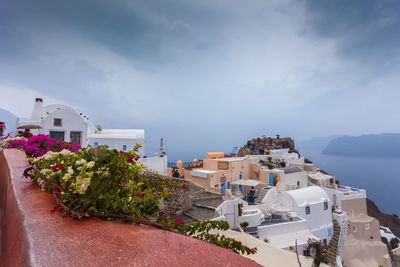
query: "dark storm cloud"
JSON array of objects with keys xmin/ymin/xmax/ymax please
[
  {"xmin": 1, "ymin": 0, "xmax": 400, "ymax": 159},
  {"xmin": 303, "ymin": 0, "xmax": 400, "ymax": 62}
]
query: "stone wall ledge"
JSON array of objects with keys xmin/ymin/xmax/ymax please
[{"xmin": 0, "ymin": 149, "xmax": 260, "ymax": 267}]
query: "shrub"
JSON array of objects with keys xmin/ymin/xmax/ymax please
[
  {"xmin": 279, "ymin": 161, "xmax": 286, "ymax": 167},
  {"xmin": 307, "ymin": 238, "xmax": 328, "ymax": 266},
  {"xmin": 27, "ymin": 145, "xmax": 173, "ymax": 219},
  {"xmin": 6, "ymin": 134, "xmax": 80, "ymax": 158},
  {"xmin": 20, "ymin": 143, "xmax": 257, "ymax": 255},
  {"xmin": 240, "ymin": 221, "xmax": 249, "ymax": 231}
]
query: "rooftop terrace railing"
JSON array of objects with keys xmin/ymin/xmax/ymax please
[
  {"xmin": 168, "ymin": 161, "xmax": 192, "ymax": 168},
  {"xmin": 337, "ymin": 184, "xmax": 364, "ymax": 192},
  {"xmin": 259, "ymin": 215, "xmax": 301, "ymax": 226}
]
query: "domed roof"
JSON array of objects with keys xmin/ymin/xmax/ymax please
[{"xmin": 285, "ymin": 186, "xmax": 330, "ymax": 206}]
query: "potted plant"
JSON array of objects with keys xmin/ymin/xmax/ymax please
[
  {"xmin": 238, "ymin": 203, "xmax": 243, "ymax": 216},
  {"xmin": 240, "ymin": 222, "xmax": 249, "ymax": 233},
  {"xmin": 273, "ymin": 174, "xmax": 278, "ymax": 186}
]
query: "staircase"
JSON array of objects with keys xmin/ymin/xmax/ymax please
[
  {"xmin": 255, "ymin": 187, "xmax": 270, "ymax": 204},
  {"xmin": 247, "ymin": 226, "xmax": 258, "ymax": 238},
  {"xmin": 327, "ymin": 219, "xmax": 341, "ymax": 267},
  {"xmin": 172, "ymin": 181, "xmax": 224, "ymax": 224}
]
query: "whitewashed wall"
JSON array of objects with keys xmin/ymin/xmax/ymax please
[
  {"xmin": 88, "ymin": 137, "xmax": 145, "ymax": 155},
  {"xmin": 139, "ymin": 155, "xmax": 168, "ymax": 176},
  {"xmin": 40, "ymin": 109, "xmax": 88, "ymax": 146}
]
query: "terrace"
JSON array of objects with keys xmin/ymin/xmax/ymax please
[{"xmin": 0, "ymin": 149, "xmax": 260, "ymax": 266}]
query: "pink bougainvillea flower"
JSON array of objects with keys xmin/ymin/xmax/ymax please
[{"xmin": 173, "ymin": 218, "xmax": 185, "ymax": 225}]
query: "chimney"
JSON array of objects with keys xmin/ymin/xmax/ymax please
[{"xmin": 31, "ymin": 98, "xmax": 45, "ymax": 120}]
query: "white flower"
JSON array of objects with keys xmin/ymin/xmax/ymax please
[
  {"xmin": 87, "ymin": 161, "xmax": 95, "ymax": 168},
  {"xmin": 63, "ymin": 173, "xmax": 71, "ymax": 180},
  {"xmin": 67, "ymin": 167, "xmax": 74, "ymax": 174},
  {"xmin": 76, "ymin": 159, "xmax": 86, "ymax": 165},
  {"xmin": 60, "ymin": 149, "xmax": 72, "ymax": 155},
  {"xmin": 43, "ymin": 169, "xmax": 53, "ymax": 176}
]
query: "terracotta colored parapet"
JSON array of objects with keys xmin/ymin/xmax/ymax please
[{"xmin": 0, "ymin": 149, "xmax": 260, "ymax": 267}]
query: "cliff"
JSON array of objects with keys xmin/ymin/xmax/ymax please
[
  {"xmin": 323, "ymin": 133, "xmax": 400, "ymax": 157},
  {"xmin": 367, "ymin": 198, "xmax": 400, "ymax": 237}
]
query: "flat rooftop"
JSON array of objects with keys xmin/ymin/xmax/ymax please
[{"xmin": 211, "ymin": 157, "xmax": 246, "ymax": 162}]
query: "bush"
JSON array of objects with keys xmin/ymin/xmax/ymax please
[
  {"xmin": 279, "ymin": 161, "xmax": 286, "ymax": 167},
  {"xmin": 27, "ymin": 145, "xmax": 175, "ymax": 219},
  {"xmin": 240, "ymin": 221, "xmax": 249, "ymax": 230},
  {"xmin": 19, "ymin": 141, "xmax": 258, "ymax": 256},
  {"xmin": 307, "ymin": 239, "xmax": 328, "ymax": 266},
  {"xmin": 390, "ymin": 238, "xmax": 400, "ymax": 249},
  {"xmin": 6, "ymin": 134, "xmax": 80, "ymax": 158},
  {"xmin": 267, "ymin": 163, "xmax": 274, "ymax": 169}
]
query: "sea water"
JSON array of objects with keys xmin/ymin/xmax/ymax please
[{"xmin": 299, "ymin": 148, "xmax": 400, "ymax": 216}]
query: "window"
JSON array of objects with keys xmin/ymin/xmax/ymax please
[
  {"xmin": 324, "ymin": 201, "xmax": 328, "ymax": 210},
  {"xmin": 296, "ymin": 181, "xmax": 300, "ymax": 188},
  {"xmin": 353, "ymin": 226, "xmax": 357, "ymax": 232},
  {"xmin": 323, "ymin": 239, "xmax": 327, "ymax": 246},
  {"xmin": 305, "ymin": 205, "xmax": 310, "ymax": 215},
  {"xmin": 94, "ymin": 142, "xmax": 99, "ymax": 147},
  {"xmin": 122, "ymin": 145, "xmax": 127, "ymax": 151},
  {"xmin": 54, "ymin": 118, "xmax": 62, "ymax": 127},
  {"xmin": 349, "ymin": 209, "xmax": 355, "ymax": 217},
  {"xmin": 214, "ymin": 184, "xmax": 219, "ymax": 188},
  {"xmin": 365, "ymin": 224, "xmax": 370, "ymax": 230},
  {"xmin": 218, "ymin": 161, "xmax": 229, "ymax": 170},
  {"xmin": 70, "ymin": 132, "xmax": 81, "ymax": 144},
  {"xmin": 239, "ymin": 173, "xmax": 243, "ymax": 180},
  {"xmin": 49, "ymin": 131, "xmax": 64, "ymax": 141}
]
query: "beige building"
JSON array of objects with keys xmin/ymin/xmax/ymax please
[
  {"xmin": 183, "ymin": 153, "xmax": 260, "ymax": 194},
  {"xmin": 308, "ymin": 171, "xmax": 391, "ymax": 267}
]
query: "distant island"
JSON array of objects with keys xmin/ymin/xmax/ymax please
[{"xmin": 323, "ymin": 133, "xmax": 400, "ymax": 157}]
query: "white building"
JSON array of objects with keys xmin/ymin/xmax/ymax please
[
  {"xmin": 275, "ymin": 166, "xmax": 308, "ymax": 192},
  {"xmin": 87, "ymin": 129, "xmax": 145, "ymax": 155},
  {"xmin": 17, "ymin": 98, "xmax": 167, "ymax": 175},
  {"xmin": 265, "ymin": 186, "xmax": 333, "ymax": 244}
]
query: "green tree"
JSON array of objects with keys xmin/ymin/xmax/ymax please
[{"xmin": 307, "ymin": 239, "xmax": 328, "ymax": 266}]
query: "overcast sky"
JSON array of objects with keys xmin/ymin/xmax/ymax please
[{"xmin": 1, "ymin": 0, "xmax": 400, "ymax": 160}]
